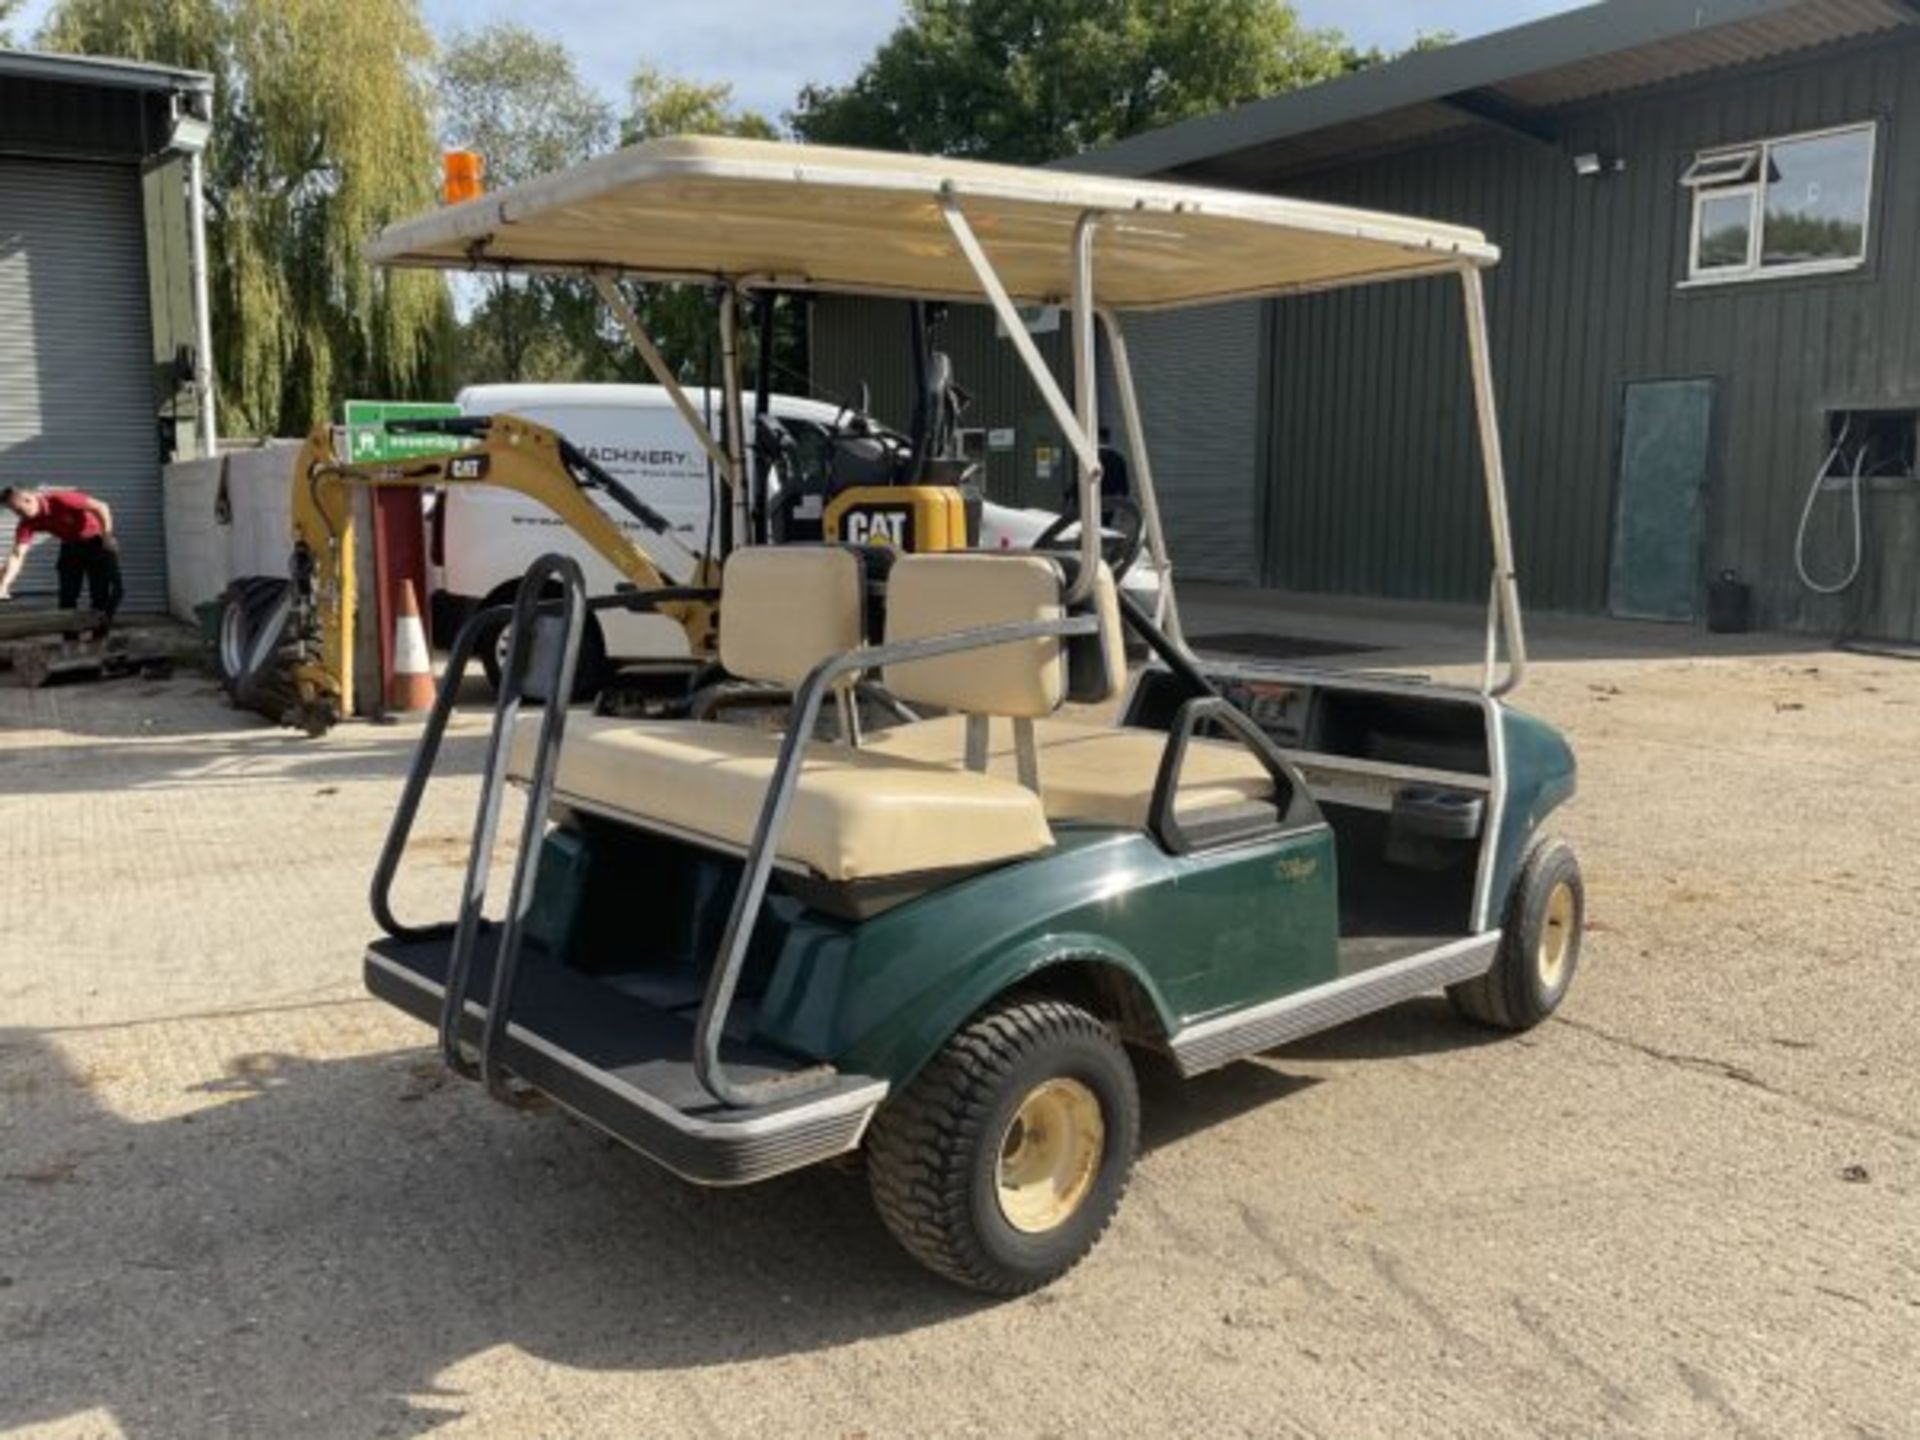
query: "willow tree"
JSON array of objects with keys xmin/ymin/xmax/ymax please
[{"xmin": 42, "ymin": 0, "xmax": 451, "ymax": 436}]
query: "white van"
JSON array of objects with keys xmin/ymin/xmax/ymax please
[
  {"xmin": 436, "ymin": 383, "xmax": 819, "ymax": 686},
  {"xmin": 436, "ymin": 383, "xmax": 1159, "ymax": 689}
]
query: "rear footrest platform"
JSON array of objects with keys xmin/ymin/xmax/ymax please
[{"xmin": 366, "ymin": 934, "xmax": 886, "ymax": 1185}]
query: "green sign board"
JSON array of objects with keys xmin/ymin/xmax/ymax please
[{"xmin": 343, "ymin": 399, "xmax": 464, "ymax": 462}]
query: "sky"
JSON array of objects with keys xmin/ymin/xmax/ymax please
[{"xmin": 14, "ymin": 0, "xmax": 1586, "ymax": 122}]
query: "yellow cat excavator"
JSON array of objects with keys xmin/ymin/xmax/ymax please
[{"xmin": 217, "ymin": 412, "xmax": 719, "ymax": 735}]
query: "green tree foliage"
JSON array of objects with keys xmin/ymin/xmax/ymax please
[
  {"xmin": 617, "ymin": 69, "xmax": 792, "ymax": 393},
  {"xmin": 438, "ymin": 23, "xmax": 615, "ymax": 387},
  {"xmin": 438, "ymin": 50, "xmax": 789, "ymax": 390},
  {"xmin": 0, "ymin": 0, "xmax": 23, "ymax": 45},
  {"xmin": 41, "ymin": 0, "xmax": 451, "ymax": 436},
  {"xmin": 439, "ymin": 22, "xmax": 614, "ymax": 187},
  {"xmin": 1341, "ymin": 30, "xmax": 1457, "ymax": 71},
  {"xmin": 623, "ymin": 65, "xmax": 777, "ymax": 144},
  {"xmin": 790, "ymin": 0, "xmax": 1348, "ymax": 162}
]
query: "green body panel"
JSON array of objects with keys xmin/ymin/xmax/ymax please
[
  {"xmin": 1488, "ymin": 704, "xmax": 1578, "ymax": 920},
  {"xmin": 525, "ymin": 827, "xmax": 593, "ymax": 959},
  {"xmin": 515, "ymin": 691, "xmax": 1576, "ymax": 1099},
  {"xmin": 752, "ymin": 823, "xmax": 1339, "ymax": 1086}
]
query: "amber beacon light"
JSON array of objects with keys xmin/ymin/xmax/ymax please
[{"xmin": 443, "ymin": 150, "xmax": 485, "ymax": 204}]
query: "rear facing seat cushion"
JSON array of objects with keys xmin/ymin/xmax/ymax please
[
  {"xmin": 860, "ymin": 715, "xmax": 1275, "ymax": 830},
  {"xmin": 508, "ymin": 716, "xmax": 1054, "ymax": 883},
  {"xmin": 718, "ymin": 545, "xmax": 865, "ymax": 689},
  {"xmin": 882, "ymin": 553, "xmax": 1067, "ymax": 716}
]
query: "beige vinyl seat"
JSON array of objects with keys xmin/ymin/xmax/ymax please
[
  {"xmin": 508, "ymin": 546, "xmax": 1089, "ymax": 884},
  {"xmin": 861, "ymin": 714, "xmax": 1276, "ymax": 831},
  {"xmin": 509, "ymin": 715, "xmax": 1052, "ymax": 882}
]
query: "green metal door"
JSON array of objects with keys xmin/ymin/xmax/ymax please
[{"xmin": 1609, "ymin": 380, "xmax": 1715, "ymax": 622}]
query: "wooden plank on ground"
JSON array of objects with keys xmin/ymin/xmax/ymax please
[{"xmin": 0, "ymin": 609, "xmax": 109, "ymax": 642}]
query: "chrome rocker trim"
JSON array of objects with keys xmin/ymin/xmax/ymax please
[{"xmin": 1169, "ymin": 932, "xmax": 1501, "ymax": 1076}]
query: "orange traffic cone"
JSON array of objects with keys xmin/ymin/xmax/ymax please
[{"xmin": 387, "ymin": 579, "xmax": 435, "ymax": 713}]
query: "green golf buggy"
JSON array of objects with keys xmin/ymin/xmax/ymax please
[{"xmin": 361, "ymin": 137, "xmax": 1579, "ymax": 1294}]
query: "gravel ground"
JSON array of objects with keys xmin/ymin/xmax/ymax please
[{"xmin": 1, "ymin": 630, "xmax": 1916, "ymax": 1439}]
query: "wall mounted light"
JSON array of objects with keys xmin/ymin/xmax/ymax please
[{"xmin": 1573, "ymin": 152, "xmax": 1626, "ymax": 178}]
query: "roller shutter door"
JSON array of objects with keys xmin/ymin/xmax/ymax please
[
  {"xmin": 1110, "ymin": 301, "xmax": 1263, "ymax": 584},
  {"xmin": 0, "ymin": 159, "xmax": 161, "ymax": 609}
]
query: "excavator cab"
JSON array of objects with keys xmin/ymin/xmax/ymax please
[{"xmin": 767, "ymin": 300, "xmax": 984, "ymax": 554}]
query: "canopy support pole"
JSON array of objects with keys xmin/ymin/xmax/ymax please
[
  {"xmin": 1460, "ymin": 265, "xmax": 1527, "ymax": 697},
  {"xmin": 1068, "ymin": 212, "xmax": 1103, "ymax": 599},
  {"xmin": 719, "ymin": 285, "xmax": 751, "ymax": 549},
  {"xmin": 1098, "ymin": 308, "xmax": 1183, "ymax": 641},
  {"xmin": 592, "ymin": 274, "xmax": 738, "ymax": 489},
  {"xmin": 940, "ymin": 195, "xmax": 1101, "ymax": 602}
]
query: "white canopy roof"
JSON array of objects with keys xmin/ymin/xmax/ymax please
[{"xmin": 367, "ymin": 136, "xmax": 1496, "ymax": 310}]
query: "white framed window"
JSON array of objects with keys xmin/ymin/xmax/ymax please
[{"xmin": 1682, "ymin": 122, "xmax": 1876, "ymax": 286}]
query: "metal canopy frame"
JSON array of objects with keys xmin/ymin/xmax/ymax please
[
  {"xmin": 427, "ymin": 186, "xmax": 1527, "ymax": 692},
  {"xmin": 934, "ymin": 194, "xmax": 1524, "ymax": 690},
  {"xmin": 368, "ymin": 137, "xmax": 1524, "ymax": 677}
]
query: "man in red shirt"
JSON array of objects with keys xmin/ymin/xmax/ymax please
[{"xmin": 0, "ymin": 486, "xmax": 124, "ymax": 619}]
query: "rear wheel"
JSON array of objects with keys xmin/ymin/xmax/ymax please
[
  {"xmin": 866, "ymin": 995, "xmax": 1139, "ymax": 1295},
  {"xmin": 1449, "ymin": 837, "xmax": 1583, "ymax": 1030},
  {"xmin": 474, "ymin": 594, "xmax": 607, "ymax": 703}
]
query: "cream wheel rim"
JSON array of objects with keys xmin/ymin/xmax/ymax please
[
  {"xmin": 995, "ymin": 1077, "xmax": 1105, "ymax": 1234},
  {"xmin": 1538, "ymin": 880, "xmax": 1576, "ymax": 991}
]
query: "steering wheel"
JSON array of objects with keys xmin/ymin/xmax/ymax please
[{"xmin": 1035, "ymin": 494, "xmax": 1145, "ymax": 582}]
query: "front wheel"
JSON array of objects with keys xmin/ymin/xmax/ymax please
[
  {"xmin": 1449, "ymin": 837, "xmax": 1583, "ymax": 1030},
  {"xmin": 866, "ymin": 995, "xmax": 1139, "ymax": 1295}
]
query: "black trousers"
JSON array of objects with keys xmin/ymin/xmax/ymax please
[{"xmin": 56, "ymin": 538, "xmax": 123, "ymax": 617}]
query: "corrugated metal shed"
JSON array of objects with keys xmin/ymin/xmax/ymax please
[
  {"xmin": 1256, "ymin": 26, "xmax": 1920, "ymax": 640},
  {"xmin": 1493, "ymin": 0, "xmax": 1914, "ymax": 110},
  {"xmin": 795, "ymin": 0, "xmax": 1907, "ymax": 642},
  {"xmin": 0, "ymin": 49, "xmax": 214, "ymax": 613},
  {"xmin": 1073, "ymin": 0, "xmax": 1918, "ymax": 184},
  {"xmin": 810, "ymin": 295, "xmax": 1077, "ymax": 510},
  {"xmin": 0, "ymin": 160, "xmax": 165, "ymax": 609}
]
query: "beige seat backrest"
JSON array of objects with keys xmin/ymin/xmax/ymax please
[
  {"xmin": 720, "ymin": 545, "xmax": 866, "ymax": 689},
  {"xmin": 1066, "ymin": 559, "xmax": 1126, "ymax": 706},
  {"xmin": 882, "ymin": 552, "xmax": 1070, "ymax": 716}
]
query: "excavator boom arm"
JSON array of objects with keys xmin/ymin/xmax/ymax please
[{"xmin": 284, "ymin": 413, "xmax": 717, "ymax": 725}]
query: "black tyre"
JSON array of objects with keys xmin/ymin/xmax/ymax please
[
  {"xmin": 472, "ymin": 605, "xmax": 512, "ymax": 693},
  {"xmin": 866, "ymin": 995, "xmax": 1140, "ymax": 1295},
  {"xmin": 216, "ymin": 577, "xmax": 303, "ymax": 721},
  {"xmin": 216, "ymin": 577, "xmax": 288, "ymax": 688},
  {"xmin": 1449, "ymin": 837, "xmax": 1583, "ymax": 1030},
  {"xmin": 476, "ymin": 598, "xmax": 607, "ymax": 703}
]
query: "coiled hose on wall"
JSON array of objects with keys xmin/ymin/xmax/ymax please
[{"xmin": 1793, "ymin": 419, "xmax": 1868, "ymax": 596}]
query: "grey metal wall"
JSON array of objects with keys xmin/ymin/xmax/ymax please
[
  {"xmin": 143, "ymin": 155, "xmax": 203, "ymax": 457},
  {"xmin": 1229, "ymin": 30, "xmax": 1920, "ymax": 640},
  {"xmin": 809, "ymin": 294, "xmax": 1076, "ymax": 509},
  {"xmin": 806, "ymin": 32, "xmax": 1920, "ymax": 640},
  {"xmin": 1114, "ymin": 302, "xmax": 1265, "ymax": 583},
  {"xmin": 809, "ymin": 294, "xmax": 1267, "ymax": 585},
  {"xmin": 0, "ymin": 159, "xmax": 164, "ymax": 610},
  {"xmin": 0, "ymin": 74, "xmax": 154, "ymax": 162}
]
